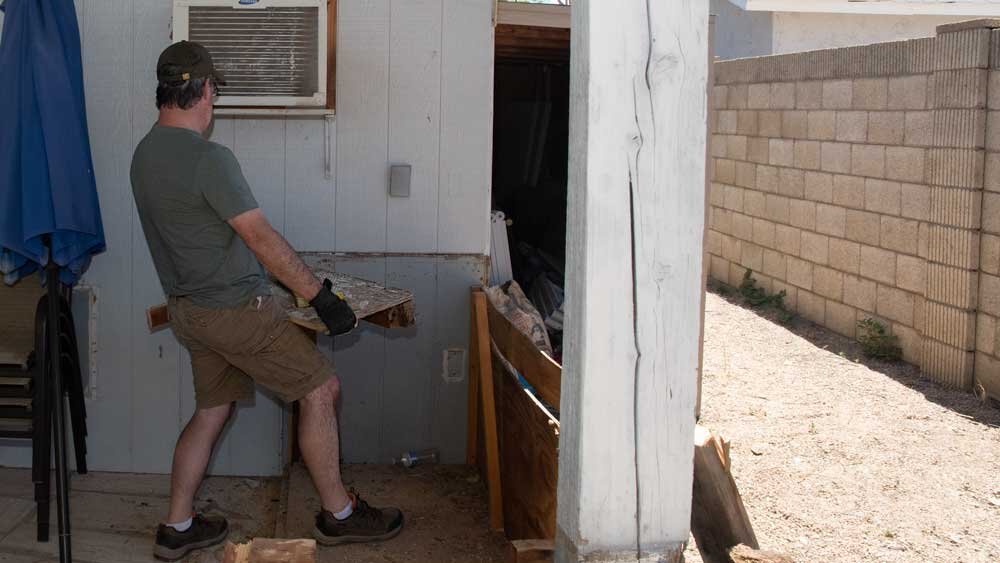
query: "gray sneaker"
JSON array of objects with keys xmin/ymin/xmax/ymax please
[
  {"xmin": 313, "ymin": 491, "xmax": 404, "ymax": 546},
  {"xmin": 153, "ymin": 514, "xmax": 229, "ymax": 561}
]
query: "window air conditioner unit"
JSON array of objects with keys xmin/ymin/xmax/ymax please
[{"xmin": 172, "ymin": 0, "xmax": 328, "ymax": 107}]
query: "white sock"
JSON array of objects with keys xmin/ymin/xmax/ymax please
[
  {"xmin": 166, "ymin": 517, "xmax": 193, "ymax": 533},
  {"xmin": 332, "ymin": 499, "xmax": 354, "ymax": 521}
]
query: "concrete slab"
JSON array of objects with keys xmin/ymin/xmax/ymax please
[
  {"xmin": 0, "ymin": 472, "xmax": 280, "ymax": 563},
  {"xmin": 0, "ymin": 468, "xmax": 32, "ymax": 500},
  {"xmin": 283, "ymin": 463, "xmax": 506, "ymax": 563},
  {"xmin": 0, "ymin": 498, "xmax": 33, "ymax": 536}
]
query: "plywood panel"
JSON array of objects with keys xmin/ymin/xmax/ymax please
[
  {"xmin": 335, "ymin": 0, "xmax": 390, "ymax": 252},
  {"xmin": 285, "ymin": 118, "xmax": 336, "ymax": 251},
  {"xmin": 386, "ymin": 0, "xmax": 442, "ymax": 252},
  {"xmin": 234, "ymin": 119, "xmax": 287, "ymax": 235},
  {"xmin": 76, "ymin": 0, "xmax": 135, "ymax": 472},
  {"xmin": 496, "ymin": 357, "xmax": 559, "ymax": 541},
  {"xmin": 430, "ymin": 258, "xmax": 488, "ymax": 463},
  {"xmin": 438, "ymin": 0, "xmax": 495, "ymax": 255},
  {"xmin": 380, "ymin": 257, "xmax": 437, "ymax": 461},
  {"xmin": 332, "ymin": 257, "xmax": 387, "ymax": 463}
]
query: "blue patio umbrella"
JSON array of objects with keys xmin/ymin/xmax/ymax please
[
  {"xmin": 0, "ymin": 1, "xmax": 104, "ymax": 561},
  {"xmin": 0, "ymin": 0, "xmax": 105, "ymax": 286}
]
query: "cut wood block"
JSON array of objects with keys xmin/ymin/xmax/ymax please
[
  {"xmin": 222, "ymin": 538, "xmax": 316, "ymax": 563},
  {"xmin": 506, "ymin": 539, "xmax": 555, "ymax": 563},
  {"xmin": 729, "ymin": 544, "xmax": 795, "ymax": 563},
  {"xmin": 146, "ymin": 303, "xmax": 170, "ymax": 332},
  {"xmin": 692, "ymin": 425, "xmax": 759, "ymax": 563}
]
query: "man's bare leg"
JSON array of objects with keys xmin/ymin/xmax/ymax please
[
  {"xmin": 166, "ymin": 403, "xmax": 233, "ymax": 523},
  {"xmin": 298, "ymin": 376, "xmax": 352, "ymax": 512}
]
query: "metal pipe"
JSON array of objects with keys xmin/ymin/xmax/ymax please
[{"xmin": 46, "ymin": 254, "xmax": 72, "ymax": 562}]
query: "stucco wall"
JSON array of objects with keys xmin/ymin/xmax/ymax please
[
  {"xmin": 711, "ymin": 0, "xmax": 773, "ymax": 60},
  {"xmin": 772, "ymin": 12, "xmax": 971, "ymax": 54},
  {"xmin": 708, "ymin": 22, "xmax": 1000, "ymax": 397}
]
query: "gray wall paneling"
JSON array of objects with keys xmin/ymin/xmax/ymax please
[
  {"xmin": 335, "ymin": 0, "xmax": 390, "ymax": 252},
  {"xmin": 130, "ymin": 0, "xmax": 181, "ymax": 474},
  {"xmin": 386, "ymin": 0, "xmax": 442, "ymax": 252},
  {"xmin": 75, "ymin": 0, "xmax": 135, "ymax": 472},
  {"xmin": 439, "ymin": 0, "xmax": 495, "ymax": 255},
  {"xmin": 331, "ymin": 258, "xmax": 387, "ymax": 464}
]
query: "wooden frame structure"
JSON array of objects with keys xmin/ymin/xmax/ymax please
[{"xmin": 468, "ymin": 287, "xmax": 560, "ymax": 561}]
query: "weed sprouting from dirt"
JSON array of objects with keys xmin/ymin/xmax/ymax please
[
  {"xmin": 857, "ymin": 318, "xmax": 902, "ymax": 362},
  {"xmin": 738, "ymin": 269, "xmax": 794, "ymax": 323}
]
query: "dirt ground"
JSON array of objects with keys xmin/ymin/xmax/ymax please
[
  {"xmin": 0, "ymin": 468, "xmax": 281, "ymax": 562},
  {"xmin": 283, "ymin": 463, "xmax": 507, "ymax": 563},
  {"xmin": 685, "ymin": 288, "xmax": 1000, "ymax": 563}
]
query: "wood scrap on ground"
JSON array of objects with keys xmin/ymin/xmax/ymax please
[
  {"xmin": 729, "ymin": 544, "xmax": 795, "ymax": 563},
  {"xmin": 691, "ymin": 425, "xmax": 758, "ymax": 563},
  {"xmin": 222, "ymin": 538, "xmax": 316, "ymax": 563},
  {"xmin": 506, "ymin": 539, "xmax": 555, "ymax": 563}
]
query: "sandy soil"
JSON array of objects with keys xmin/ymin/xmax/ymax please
[
  {"xmin": 283, "ymin": 463, "xmax": 508, "ymax": 563},
  {"xmin": 685, "ymin": 288, "xmax": 1000, "ymax": 563}
]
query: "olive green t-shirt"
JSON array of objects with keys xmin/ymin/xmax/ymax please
[{"xmin": 131, "ymin": 125, "xmax": 268, "ymax": 308}]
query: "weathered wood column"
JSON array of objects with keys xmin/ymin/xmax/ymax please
[{"xmin": 556, "ymin": 1, "xmax": 709, "ymax": 562}]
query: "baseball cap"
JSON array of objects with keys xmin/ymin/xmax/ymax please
[{"xmin": 156, "ymin": 41, "xmax": 227, "ymax": 86}]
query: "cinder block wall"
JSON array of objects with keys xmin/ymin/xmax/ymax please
[
  {"xmin": 975, "ymin": 29, "xmax": 1000, "ymax": 399},
  {"xmin": 707, "ymin": 20, "xmax": 1000, "ymax": 397}
]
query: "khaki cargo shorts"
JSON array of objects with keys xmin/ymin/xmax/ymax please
[{"xmin": 168, "ymin": 294, "xmax": 333, "ymax": 409}]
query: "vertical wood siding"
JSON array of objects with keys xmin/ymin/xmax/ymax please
[{"xmin": 0, "ymin": 0, "xmax": 493, "ymax": 472}]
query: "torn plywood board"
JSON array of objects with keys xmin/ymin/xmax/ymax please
[
  {"xmin": 270, "ymin": 253, "xmax": 414, "ymax": 332},
  {"xmin": 147, "ymin": 253, "xmax": 415, "ymax": 334},
  {"xmin": 0, "ymin": 281, "xmax": 44, "ymax": 367}
]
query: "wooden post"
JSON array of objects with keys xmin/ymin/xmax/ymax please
[
  {"xmin": 556, "ymin": 1, "xmax": 709, "ymax": 562},
  {"xmin": 472, "ymin": 288, "xmax": 504, "ymax": 531},
  {"xmin": 697, "ymin": 14, "xmax": 717, "ymax": 422}
]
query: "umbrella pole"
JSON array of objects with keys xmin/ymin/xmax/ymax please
[{"xmin": 46, "ymin": 253, "xmax": 72, "ymax": 563}]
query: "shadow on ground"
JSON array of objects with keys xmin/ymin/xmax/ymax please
[{"xmin": 707, "ymin": 282, "xmax": 1000, "ymax": 429}]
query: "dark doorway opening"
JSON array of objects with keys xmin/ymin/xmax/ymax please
[{"xmin": 491, "ymin": 23, "xmax": 570, "ymax": 359}]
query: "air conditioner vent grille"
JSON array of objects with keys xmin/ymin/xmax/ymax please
[{"xmin": 188, "ymin": 6, "xmax": 320, "ymax": 97}]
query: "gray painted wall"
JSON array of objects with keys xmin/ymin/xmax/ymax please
[
  {"xmin": 771, "ymin": 12, "xmax": 971, "ymax": 54},
  {"xmin": 0, "ymin": 0, "xmax": 494, "ymax": 474},
  {"xmin": 710, "ymin": 0, "xmax": 773, "ymax": 60}
]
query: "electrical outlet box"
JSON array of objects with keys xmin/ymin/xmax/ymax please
[
  {"xmin": 389, "ymin": 164, "xmax": 412, "ymax": 198},
  {"xmin": 442, "ymin": 348, "xmax": 466, "ymax": 383}
]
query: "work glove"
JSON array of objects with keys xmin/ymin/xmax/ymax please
[{"xmin": 310, "ymin": 279, "xmax": 358, "ymax": 336}]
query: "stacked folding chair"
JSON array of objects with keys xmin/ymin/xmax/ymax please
[{"xmin": 0, "ymin": 286, "xmax": 88, "ymax": 542}]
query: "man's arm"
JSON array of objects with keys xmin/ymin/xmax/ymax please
[{"xmin": 228, "ymin": 208, "xmax": 322, "ymax": 301}]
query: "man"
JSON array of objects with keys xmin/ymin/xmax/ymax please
[{"xmin": 131, "ymin": 41, "xmax": 403, "ymax": 561}]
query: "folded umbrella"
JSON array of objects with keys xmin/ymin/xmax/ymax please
[{"xmin": 0, "ymin": 0, "xmax": 105, "ymax": 285}]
